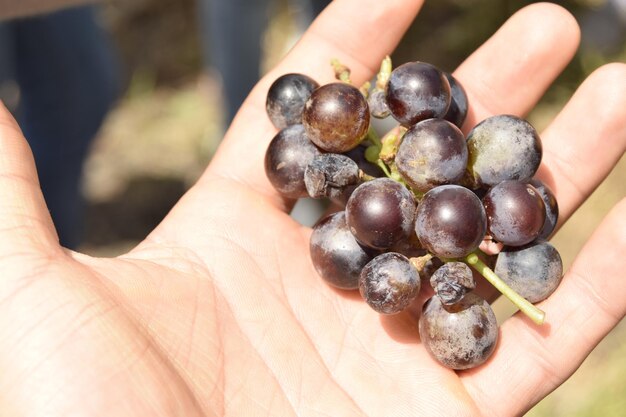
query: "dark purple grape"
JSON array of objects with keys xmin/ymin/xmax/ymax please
[
  {"xmin": 346, "ymin": 178, "xmax": 416, "ymax": 250},
  {"xmin": 302, "ymin": 82, "xmax": 370, "ymax": 152},
  {"xmin": 310, "ymin": 212, "xmax": 376, "ymax": 290},
  {"xmin": 430, "ymin": 262, "xmax": 475, "ymax": 305},
  {"xmin": 483, "ymin": 181, "xmax": 546, "ymax": 246},
  {"xmin": 266, "ymin": 73, "xmax": 319, "ymax": 129},
  {"xmin": 443, "ymin": 72, "xmax": 468, "ymax": 129},
  {"xmin": 344, "ymin": 145, "xmax": 385, "ymax": 178},
  {"xmin": 395, "ymin": 118, "xmax": 468, "ymax": 192},
  {"xmin": 467, "ymin": 115, "xmax": 542, "ymax": 187},
  {"xmin": 494, "ymin": 241, "xmax": 563, "ymax": 303},
  {"xmin": 529, "ymin": 178, "xmax": 559, "ymax": 240},
  {"xmin": 419, "ymin": 293, "xmax": 498, "ymax": 370},
  {"xmin": 359, "ymin": 252, "xmax": 420, "ymax": 314},
  {"xmin": 415, "ymin": 185, "xmax": 487, "ymax": 258},
  {"xmin": 304, "ymin": 154, "xmax": 360, "ymax": 200},
  {"xmin": 264, "ymin": 124, "xmax": 321, "ymax": 198},
  {"xmin": 385, "ymin": 61, "xmax": 451, "ymax": 126},
  {"xmin": 368, "ymin": 89, "xmax": 390, "ymax": 119}
]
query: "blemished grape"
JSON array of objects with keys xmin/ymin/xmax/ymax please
[
  {"xmin": 266, "ymin": 73, "xmax": 319, "ymax": 129},
  {"xmin": 430, "ymin": 262, "xmax": 475, "ymax": 305},
  {"xmin": 395, "ymin": 118, "xmax": 468, "ymax": 192},
  {"xmin": 304, "ymin": 154, "xmax": 360, "ymax": 200},
  {"xmin": 310, "ymin": 212, "xmax": 376, "ymax": 290},
  {"xmin": 419, "ymin": 293, "xmax": 498, "ymax": 370},
  {"xmin": 346, "ymin": 178, "xmax": 416, "ymax": 250},
  {"xmin": 483, "ymin": 181, "xmax": 546, "ymax": 246},
  {"xmin": 264, "ymin": 124, "xmax": 321, "ymax": 198},
  {"xmin": 302, "ymin": 82, "xmax": 370, "ymax": 153},
  {"xmin": 443, "ymin": 72, "xmax": 468, "ymax": 129},
  {"xmin": 359, "ymin": 252, "xmax": 420, "ymax": 314},
  {"xmin": 529, "ymin": 178, "xmax": 559, "ymax": 240},
  {"xmin": 495, "ymin": 241, "xmax": 563, "ymax": 303},
  {"xmin": 368, "ymin": 89, "xmax": 390, "ymax": 119},
  {"xmin": 467, "ymin": 115, "xmax": 542, "ymax": 187},
  {"xmin": 415, "ymin": 185, "xmax": 487, "ymax": 258},
  {"xmin": 385, "ymin": 61, "xmax": 451, "ymax": 126}
]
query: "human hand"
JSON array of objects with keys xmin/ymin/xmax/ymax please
[{"xmin": 0, "ymin": 1, "xmax": 624, "ymax": 415}]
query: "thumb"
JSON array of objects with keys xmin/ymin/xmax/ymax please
[{"xmin": 0, "ymin": 101, "xmax": 58, "ymax": 252}]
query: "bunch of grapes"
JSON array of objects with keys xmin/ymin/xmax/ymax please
[{"xmin": 264, "ymin": 57, "xmax": 563, "ymax": 370}]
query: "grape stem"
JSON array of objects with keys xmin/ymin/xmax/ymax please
[
  {"xmin": 366, "ymin": 126, "xmax": 382, "ymax": 149},
  {"xmin": 359, "ymin": 81, "xmax": 371, "ymax": 98},
  {"xmin": 359, "ymin": 170, "xmax": 376, "ymax": 182},
  {"xmin": 379, "ymin": 130, "xmax": 400, "ymax": 163},
  {"xmin": 410, "ymin": 253, "xmax": 433, "ymax": 272},
  {"xmin": 464, "ymin": 252, "xmax": 546, "ymax": 325},
  {"xmin": 376, "ymin": 56, "xmax": 392, "ymax": 89},
  {"xmin": 376, "ymin": 160, "xmax": 392, "ymax": 177},
  {"xmin": 331, "ymin": 58, "xmax": 351, "ymax": 83}
]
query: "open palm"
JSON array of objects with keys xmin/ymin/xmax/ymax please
[{"xmin": 0, "ymin": 1, "xmax": 624, "ymax": 416}]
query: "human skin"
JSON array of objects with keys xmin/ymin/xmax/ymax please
[{"xmin": 0, "ymin": 1, "xmax": 624, "ymax": 416}]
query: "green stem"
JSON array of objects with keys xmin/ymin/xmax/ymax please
[
  {"xmin": 388, "ymin": 162, "xmax": 405, "ymax": 184},
  {"xmin": 376, "ymin": 160, "xmax": 392, "ymax": 177},
  {"xmin": 359, "ymin": 170, "xmax": 376, "ymax": 182},
  {"xmin": 365, "ymin": 145, "xmax": 380, "ymax": 163},
  {"xmin": 376, "ymin": 56, "xmax": 392, "ymax": 89},
  {"xmin": 366, "ymin": 126, "xmax": 382, "ymax": 149},
  {"xmin": 379, "ymin": 132, "xmax": 399, "ymax": 163},
  {"xmin": 465, "ymin": 252, "xmax": 545, "ymax": 325}
]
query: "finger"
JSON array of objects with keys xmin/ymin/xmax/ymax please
[
  {"xmin": 460, "ymin": 198, "xmax": 626, "ymax": 416},
  {"xmin": 455, "ymin": 2, "xmax": 580, "ymax": 131},
  {"xmin": 206, "ymin": 0, "xmax": 425, "ymax": 212},
  {"xmin": 0, "ymin": 102, "xmax": 58, "ymax": 252},
  {"xmin": 537, "ymin": 63, "xmax": 626, "ymax": 226},
  {"xmin": 482, "ymin": 64, "xmax": 626, "ymax": 305}
]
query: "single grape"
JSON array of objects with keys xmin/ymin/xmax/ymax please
[
  {"xmin": 529, "ymin": 178, "xmax": 559, "ymax": 240},
  {"xmin": 304, "ymin": 154, "xmax": 360, "ymax": 200},
  {"xmin": 346, "ymin": 178, "xmax": 416, "ymax": 250},
  {"xmin": 385, "ymin": 61, "xmax": 451, "ymax": 126},
  {"xmin": 302, "ymin": 82, "xmax": 370, "ymax": 152},
  {"xmin": 368, "ymin": 89, "xmax": 390, "ymax": 118},
  {"xmin": 483, "ymin": 181, "xmax": 546, "ymax": 246},
  {"xmin": 467, "ymin": 115, "xmax": 542, "ymax": 187},
  {"xmin": 415, "ymin": 185, "xmax": 487, "ymax": 258},
  {"xmin": 494, "ymin": 241, "xmax": 563, "ymax": 303},
  {"xmin": 359, "ymin": 252, "xmax": 420, "ymax": 314},
  {"xmin": 264, "ymin": 124, "xmax": 321, "ymax": 198},
  {"xmin": 443, "ymin": 72, "xmax": 468, "ymax": 129},
  {"xmin": 419, "ymin": 293, "xmax": 498, "ymax": 370},
  {"xmin": 430, "ymin": 262, "xmax": 476, "ymax": 305},
  {"xmin": 395, "ymin": 118, "xmax": 468, "ymax": 192},
  {"xmin": 310, "ymin": 212, "xmax": 376, "ymax": 290},
  {"xmin": 266, "ymin": 73, "xmax": 319, "ymax": 129}
]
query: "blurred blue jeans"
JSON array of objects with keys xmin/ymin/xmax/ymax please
[{"xmin": 0, "ymin": 6, "xmax": 119, "ymax": 248}]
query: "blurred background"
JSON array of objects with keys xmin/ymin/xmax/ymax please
[{"xmin": 1, "ymin": 0, "xmax": 623, "ymax": 414}]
